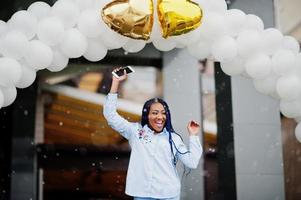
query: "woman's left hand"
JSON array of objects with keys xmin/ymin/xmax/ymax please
[{"xmin": 187, "ymin": 120, "xmax": 201, "ymax": 136}]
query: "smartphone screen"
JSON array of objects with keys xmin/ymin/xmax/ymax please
[{"xmin": 112, "ymin": 66, "xmax": 135, "ymax": 78}]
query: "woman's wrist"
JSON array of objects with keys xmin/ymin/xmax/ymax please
[
  {"xmin": 110, "ymin": 79, "xmax": 120, "ymax": 93},
  {"xmin": 189, "ymin": 132, "xmax": 199, "ymax": 136},
  {"xmin": 189, "ymin": 135, "xmax": 200, "ymax": 140}
]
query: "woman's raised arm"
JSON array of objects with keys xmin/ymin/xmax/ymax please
[{"xmin": 103, "ymin": 68, "xmax": 135, "ymax": 140}]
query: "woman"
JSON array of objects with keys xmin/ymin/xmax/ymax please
[{"xmin": 103, "ymin": 68, "xmax": 203, "ymax": 200}]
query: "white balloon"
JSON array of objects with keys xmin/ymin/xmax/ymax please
[
  {"xmin": 48, "ymin": 49, "xmax": 69, "ymax": 72},
  {"xmin": 0, "ymin": 89, "xmax": 3, "ymax": 108},
  {"xmin": 211, "ymin": 36, "xmax": 237, "ymax": 62},
  {"xmin": 198, "ymin": 12, "xmax": 227, "ymax": 41},
  {"xmin": 272, "ymin": 49, "xmax": 296, "ymax": 76},
  {"xmin": 123, "ymin": 39, "xmax": 146, "ymax": 53},
  {"xmin": 0, "ymin": 22, "xmax": 8, "ymax": 55},
  {"xmin": 243, "ymin": 14, "xmax": 264, "ymax": 32},
  {"xmin": 175, "ymin": 43, "xmax": 186, "ymax": 49},
  {"xmin": 261, "ymin": 28, "xmax": 283, "ymax": 55},
  {"xmin": 280, "ymin": 100, "xmax": 301, "ymax": 118},
  {"xmin": 269, "ymin": 91, "xmax": 281, "ymax": 99},
  {"xmin": 99, "ymin": 28, "xmax": 128, "ymax": 50},
  {"xmin": 0, "ymin": 41, "xmax": 3, "ymax": 56},
  {"xmin": 0, "ymin": 86, "xmax": 17, "ymax": 107},
  {"xmin": 276, "ymin": 74, "xmax": 301, "ymax": 100},
  {"xmin": 0, "ymin": 20, "xmax": 7, "ymax": 37},
  {"xmin": 0, "ymin": 57, "xmax": 22, "ymax": 87},
  {"xmin": 151, "ymin": 12, "xmax": 171, "ymax": 47},
  {"xmin": 237, "ymin": 30, "xmax": 262, "ymax": 58},
  {"xmin": 245, "ymin": 53, "xmax": 272, "ymax": 79},
  {"xmin": 220, "ymin": 57, "xmax": 244, "ymax": 76},
  {"xmin": 8, "ymin": 10, "xmax": 37, "ymax": 40},
  {"xmin": 84, "ymin": 38, "xmax": 107, "ymax": 62},
  {"xmin": 76, "ymin": 0, "xmax": 96, "ymax": 11},
  {"xmin": 37, "ymin": 17, "xmax": 65, "ymax": 46},
  {"xmin": 60, "ymin": 28, "xmax": 88, "ymax": 58},
  {"xmin": 197, "ymin": 0, "xmax": 227, "ymax": 14},
  {"xmin": 15, "ymin": 61, "xmax": 36, "ymax": 88},
  {"xmin": 78, "ymin": 9, "xmax": 104, "ymax": 38},
  {"xmin": 295, "ymin": 122, "xmax": 301, "ymax": 143},
  {"xmin": 27, "ymin": 1, "xmax": 51, "ymax": 20},
  {"xmin": 149, "ymin": 20, "xmax": 161, "ymax": 40},
  {"xmin": 295, "ymin": 53, "xmax": 301, "ymax": 71},
  {"xmin": 151, "ymin": 12, "xmax": 168, "ymax": 49},
  {"xmin": 282, "ymin": 36, "xmax": 300, "ymax": 54},
  {"xmin": 51, "ymin": 0, "xmax": 80, "ymax": 29},
  {"xmin": 25, "ymin": 40, "xmax": 53, "ymax": 70},
  {"xmin": 172, "ymin": 27, "xmax": 202, "ymax": 47},
  {"xmin": 1, "ymin": 30, "xmax": 29, "ymax": 60},
  {"xmin": 152, "ymin": 38, "xmax": 176, "ymax": 52},
  {"xmin": 224, "ymin": 9, "xmax": 246, "ymax": 37},
  {"xmin": 95, "ymin": 0, "xmax": 112, "ymax": 9},
  {"xmin": 253, "ymin": 74, "xmax": 279, "ymax": 96},
  {"xmin": 187, "ymin": 39, "xmax": 212, "ymax": 60}
]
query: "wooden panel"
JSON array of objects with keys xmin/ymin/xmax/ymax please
[
  {"xmin": 45, "ymin": 123, "xmax": 124, "ymax": 145},
  {"xmin": 52, "ymin": 93, "xmax": 141, "ymax": 121},
  {"xmin": 54, "ymin": 93, "xmax": 103, "ymax": 111},
  {"xmin": 47, "ymin": 103, "xmax": 104, "ymax": 122},
  {"xmin": 204, "ymin": 133, "xmax": 216, "ymax": 145},
  {"xmin": 45, "ymin": 115, "xmax": 116, "ymax": 135},
  {"xmin": 46, "ymin": 112, "xmax": 107, "ymax": 128},
  {"xmin": 44, "ymin": 92, "xmax": 140, "ymax": 145},
  {"xmin": 281, "ymin": 117, "xmax": 301, "ymax": 200}
]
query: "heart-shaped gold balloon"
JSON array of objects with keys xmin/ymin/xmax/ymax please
[
  {"xmin": 157, "ymin": 0, "xmax": 203, "ymax": 38},
  {"xmin": 101, "ymin": 0, "xmax": 154, "ymax": 40}
]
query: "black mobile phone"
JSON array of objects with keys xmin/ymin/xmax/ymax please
[{"xmin": 112, "ymin": 66, "xmax": 135, "ymax": 78}]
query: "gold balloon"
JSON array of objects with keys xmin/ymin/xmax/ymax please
[
  {"xmin": 101, "ymin": 0, "xmax": 154, "ymax": 40},
  {"xmin": 157, "ymin": 0, "xmax": 203, "ymax": 38}
]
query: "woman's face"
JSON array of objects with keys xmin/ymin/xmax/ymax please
[{"xmin": 148, "ymin": 102, "xmax": 166, "ymax": 133}]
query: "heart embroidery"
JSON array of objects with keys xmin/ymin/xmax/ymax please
[{"xmin": 101, "ymin": 0, "xmax": 154, "ymax": 40}]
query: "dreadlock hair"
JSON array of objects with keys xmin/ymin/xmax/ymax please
[{"xmin": 141, "ymin": 98, "xmax": 189, "ymax": 166}]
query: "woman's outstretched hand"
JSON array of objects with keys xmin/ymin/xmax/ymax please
[
  {"xmin": 112, "ymin": 67, "xmax": 128, "ymax": 82},
  {"xmin": 187, "ymin": 120, "xmax": 201, "ymax": 136},
  {"xmin": 110, "ymin": 67, "xmax": 128, "ymax": 93}
]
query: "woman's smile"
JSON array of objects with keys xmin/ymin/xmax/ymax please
[{"xmin": 148, "ymin": 102, "xmax": 166, "ymax": 133}]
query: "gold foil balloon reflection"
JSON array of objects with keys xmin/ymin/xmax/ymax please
[
  {"xmin": 101, "ymin": 0, "xmax": 154, "ymax": 40},
  {"xmin": 157, "ymin": 0, "xmax": 203, "ymax": 38}
]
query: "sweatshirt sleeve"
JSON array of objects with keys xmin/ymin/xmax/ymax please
[
  {"xmin": 175, "ymin": 135, "xmax": 203, "ymax": 169},
  {"xmin": 103, "ymin": 93, "xmax": 135, "ymax": 140}
]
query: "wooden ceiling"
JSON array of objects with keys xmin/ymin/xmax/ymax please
[{"xmin": 44, "ymin": 91, "xmax": 141, "ymax": 146}]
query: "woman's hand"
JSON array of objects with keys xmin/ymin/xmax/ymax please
[
  {"xmin": 110, "ymin": 67, "xmax": 128, "ymax": 93},
  {"xmin": 187, "ymin": 120, "xmax": 201, "ymax": 136},
  {"xmin": 112, "ymin": 67, "xmax": 128, "ymax": 82}
]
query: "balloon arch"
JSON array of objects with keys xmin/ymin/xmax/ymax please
[{"xmin": 0, "ymin": 0, "xmax": 301, "ymax": 141}]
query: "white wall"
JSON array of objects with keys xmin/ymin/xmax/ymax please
[{"xmin": 232, "ymin": 76, "xmax": 284, "ymax": 200}]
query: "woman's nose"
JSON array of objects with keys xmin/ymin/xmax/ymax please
[{"xmin": 157, "ymin": 113, "xmax": 164, "ymax": 119}]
